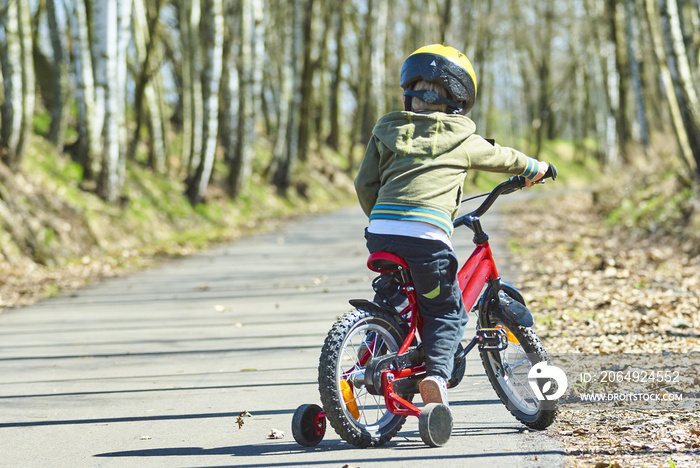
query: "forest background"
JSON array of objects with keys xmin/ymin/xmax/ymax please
[
  {"xmin": 2, "ymin": 1, "xmax": 700, "ymax": 466},
  {"xmin": 1, "ymin": 0, "xmax": 700, "ymax": 294}
]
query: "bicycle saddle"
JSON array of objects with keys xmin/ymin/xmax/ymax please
[{"xmin": 367, "ymin": 252, "xmax": 410, "ymax": 273}]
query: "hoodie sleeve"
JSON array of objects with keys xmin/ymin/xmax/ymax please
[
  {"xmin": 354, "ymin": 136, "xmax": 382, "ymax": 217},
  {"xmin": 464, "ymin": 134, "xmax": 540, "ymax": 179}
]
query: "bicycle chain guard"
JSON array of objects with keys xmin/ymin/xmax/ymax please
[{"xmin": 364, "ymin": 346, "xmax": 426, "ymax": 395}]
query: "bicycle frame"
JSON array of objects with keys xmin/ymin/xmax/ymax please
[
  {"xmin": 457, "ymin": 241, "xmax": 499, "ymax": 313},
  {"xmin": 364, "ymin": 233, "xmax": 501, "ymax": 419}
]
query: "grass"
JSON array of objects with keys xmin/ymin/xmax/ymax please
[{"xmin": 15, "ymin": 134, "xmax": 356, "ymax": 272}]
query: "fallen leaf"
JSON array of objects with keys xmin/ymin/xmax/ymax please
[
  {"xmin": 268, "ymin": 428, "xmax": 284, "ymax": 439},
  {"xmin": 236, "ymin": 416, "xmax": 245, "ymax": 429}
]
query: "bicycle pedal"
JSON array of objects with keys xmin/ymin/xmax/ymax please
[{"xmin": 476, "ymin": 328, "xmax": 509, "ymax": 351}]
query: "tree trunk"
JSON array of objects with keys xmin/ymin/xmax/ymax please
[
  {"xmin": 222, "ymin": 1, "xmax": 240, "ymax": 189},
  {"xmin": 660, "ymin": 0, "xmax": 700, "ymax": 177},
  {"xmin": 326, "ymin": 0, "xmax": 345, "ymax": 151},
  {"xmin": 181, "ymin": 0, "xmax": 204, "ymax": 177},
  {"xmin": 227, "ymin": 0, "xmax": 263, "ymax": 197},
  {"xmin": 130, "ymin": 0, "xmax": 166, "ymax": 172},
  {"xmin": 96, "ymin": 0, "xmax": 120, "ymax": 201},
  {"xmin": 186, "ymin": 0, "xmax": 223, "ymax": 204},
  {"xmin": 0, "ymin": 0, "xmax": 24, "ymax": 168},
  {"xmin": 17, "ymin": 0, "xmax": 34, "ymax": 168},
  {"xmin": 534, "ymin": 0, "xmax": 554, "ymax": 159},
  {"xmin": 359, "ymin": 0, "xmax": 375, "ymax": 144},
  {"xmin": 69, "ymin": 0, "xmax": 100, "ymax": 179},
  {"xmin": 0, "ymin": 0, "xmax": 34, "ymax": 169},
  {"xmin": 607, "ymin": 0, "xmax": 631, "ymax": 162},
  {"xmin": 46, "ymin": 0, "xmax": 69, "ymax": 151},
  {"xmin": 272, "ymin": 0, "xmax": 302, "ymax": 191},
  {"xmin": 313, "ymin": 1, "xmax": 332, "ymax": 150},
  {"xmin": 296, "ymin": 0, "xmax": 315, "ymax": 163},
  {"xmin": 644, "ymin": 0, "xmax": 698, "ymax": 176},
  {"xmin": 371, "ymin": 0, "xmax": 387, "ymax": 117},
  {"xmin": 625, "ymin": 0, "xmax": 650, "ymax": 148}
]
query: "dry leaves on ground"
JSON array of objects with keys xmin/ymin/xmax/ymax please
[{"xmin": 503, "ymin": 191, "xmax": 700, "ymax": 467}]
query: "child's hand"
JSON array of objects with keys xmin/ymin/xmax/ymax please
[{"xmin": 525, "ymin": 161, "xmax": 549, "ymax": 187}]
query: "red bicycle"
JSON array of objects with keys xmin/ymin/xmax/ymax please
[{"xmin": 293, "ymin": 166, "xmax": 558, "ymax": 448}]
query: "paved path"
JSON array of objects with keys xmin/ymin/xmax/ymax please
[{"xmin": 0, "ymin": 203, "xmax": 564, "ymax": 467}]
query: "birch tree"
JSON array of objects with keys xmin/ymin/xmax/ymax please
[
  {"xmin": 186, "ymin": 0, "xmax": 223, "ymax": 204},
  {"xmin": 660, "ymin": 0, "xmax": 700, "ymax": 177},
  {"xmin": 46, "ymin": 0, "xmax": 69, "ymax": 151},
  {"xmin": 227, "ymin": 0, "xmax": 264, "ymax": 197},
  {"xmin": 181, "ymin": 0, "xmax": 204, "ymax": 176},
  {"xmin": 0, "ymin": 0, "xmax": 24, "ymax": 168},
  {"xmin": 625, "ymin": 0, "xmax": 650, "ymax": 148},
  {"xmin": 130, "ymin": 0, "xmax": 167, "ymax": 172},
  {"xmin": 70, "ymin": 0, "xmax": 100, "ymax": 178},
  {"xmin": 222, "ymin": 1, "xmax": 240, "ymax": 191},
  {"xmin": 645, "ymin": 0, "xmax": 698, "ymax": 176},
  {"xmin": 271, "ymin": 0, "xmax": 302, "ymax": 191},
  {"xmin": 326, "ymin": 0, "xmax": 345, "ymax": 151},
  {"xmin": 95, "ymin": 0, "xmax": 120, "ymax": 201},
  {"xmin": 0, "ymin": 0, "xmax": 34, "ymax": 169},
  {"xmin": 296, "ymin": 0, "xmax": 316, "ymax": 162}
]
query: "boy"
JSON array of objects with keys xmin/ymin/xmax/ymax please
[{"xmin": 354, "ymin": 44, "xmax": 548, "ymax": 407}]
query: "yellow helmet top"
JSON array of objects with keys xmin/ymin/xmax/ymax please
[{"xmin": 400, "ymin": 44, "xmax": 478, "ymax": 114}]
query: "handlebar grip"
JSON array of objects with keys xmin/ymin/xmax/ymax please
[{"xmin": 543, "ymin": 163, "xmax": 557, "ymax": 181}]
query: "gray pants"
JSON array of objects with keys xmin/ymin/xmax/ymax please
[{"xmin": 365, "ymin": 231, "xmax": 468, "ymax": 380}]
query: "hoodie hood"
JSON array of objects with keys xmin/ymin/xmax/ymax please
[{"xmin": 372, "ymin": 111, "xmax": 476, "ymax": 158}]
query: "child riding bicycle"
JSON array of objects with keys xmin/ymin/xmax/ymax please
[{"xmin": 354, "ymin": 44, "xmax": 549, "ymax": 408}]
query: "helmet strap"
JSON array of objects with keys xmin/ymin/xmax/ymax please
[
  {"xmin": 403, "ymin": 89, "xmax": 463, "ymax": 114},
  {"xmin": 403, "ymin": 95, "xmax": 413, "ymax": 112}
]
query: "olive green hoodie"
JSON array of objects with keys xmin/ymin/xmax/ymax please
[{"xmin": 354, "ymin": 111, "xmax": 538, "ymax": 236}]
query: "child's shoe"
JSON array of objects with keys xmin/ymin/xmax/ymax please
[{"xmin": 419, "ymin": 375, "xmax": 449, "ymax": 407}]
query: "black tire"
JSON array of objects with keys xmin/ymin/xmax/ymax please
[
  {"xmin": 418, "ymin": 403, "xmax": 453, "ymax": 447},
  {"xmin": 478, "ymin": 285, "xmax": 557, "ymax": 430},
  {"xmin": 291, "ymin": 404, "xmax": 324, "ymax": 447},
  {"xmin": 318, "ymin": 308, "xmax": 410, "ymax": 448}
]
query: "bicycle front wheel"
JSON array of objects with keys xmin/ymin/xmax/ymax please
[
  {"xmin": 478, "ymin": 286, "xmax": 557, "ymax": 430},
  {"xmin": 318, "ymin": 308, "xmax": 409, "ymax": 447}
]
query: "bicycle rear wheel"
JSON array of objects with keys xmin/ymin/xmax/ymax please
[
  {"xmin": 318, "ymin": 308, "xmax": 410, "ymax": 447},
  {"xmin": 478, "ymin": 285, "xmax": 557, "ymax": 430}
]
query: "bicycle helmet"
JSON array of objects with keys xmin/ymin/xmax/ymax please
[{"xmin": 400, "ymin": 44, "xmax": 477, "ymax": 115}]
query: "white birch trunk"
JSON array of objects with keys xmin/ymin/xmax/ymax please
[
  {"xmin": 132, "ymin": 0, "xmax": 166, "ymax": 172},
  {"xmin": 645, "ymin": 0, "xmax": 697, "ymax": 175},
  {"xmin": 70, "ymin": 0, "xmax": 101, "ymax": 177},
  {"xmin": 46, "ymin": 0, "xmax": 69, "ymax": 150},
  {"xmin": 92, "ymin": 0, "xmax": 108, "ymax": 157},
  {"xmin": 625, "ymin": 0, "xmax": 650, "ymax": 147},
  {"xmin": 273, "ymin": 0, "xmax": 301, "ymax": 189},
  {"xmin": 17, "ymin": 0, "xmax": 34, "ymax": 164},
  {"xmin": 189, "ymin": 0, "xmax": 204, "ymax": 174},
  {"xmin": 371, "ymin": 0, "xmax": 387, "ymax": 116},
  {"xmin": 0, "ymin": 0, "xmax": 23, "ymax": 167},
  {"xmin": 180, "ymin": 0, "xmax": 193, "ymax": 173},
  {"xmin": 115, "ymin": 0, "xmax": 133, "ymax": 192},
  {"xmin": 187, "ymin": 0, "xmax": 223, "ymax": 203},
  {"xmin": 228, "ymin": 0, "xmax": 257, "ymax": 196},
  {"xmin": 97, "ymin": 0, "xmax": 120, "ymax": 201},
  {"xmin": 251, "ymin": 0, "xmax": 265, "ymax": 118},
  {"xmin": 606, "ymin": 42, "xmax": 619, "ymax": 166}
]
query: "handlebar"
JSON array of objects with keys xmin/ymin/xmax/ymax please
[{"xmin": 453, "ymin": 163, "xmax": 557, "ymax": 229}]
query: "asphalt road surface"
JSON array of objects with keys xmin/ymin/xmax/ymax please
[{"xmin": 0, "ymin": 203, "xmax": 564, "ymax": 467}]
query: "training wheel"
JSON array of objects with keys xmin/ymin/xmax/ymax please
[
  {"xmin": 292, "ymin": 404, "xmax": 325, "ymax": 447},
  {"xmin": 418, "ymin": 403, "xmax": 452, "ymax": 447}
]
